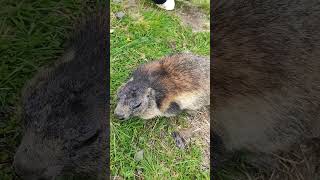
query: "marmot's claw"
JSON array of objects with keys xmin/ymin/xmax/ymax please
[{"xmin": 172, "ymin": 131, "xmax": 186, "ymax": 149}]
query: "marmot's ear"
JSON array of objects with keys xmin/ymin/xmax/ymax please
[
  {"xmin": 116, "ymin": 77, "xmax": 133, "ymax": 96},
  {"xmin": 116, "ymin": 85, "xmax": 123, "ymax": 96}
]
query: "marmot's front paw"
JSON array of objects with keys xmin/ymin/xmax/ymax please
[
  {"xmin": 172, "ymin": 128, "xmax": 193, "ymax": 149},
  {"xmin": 172, "ymin": 131, "xmax": 186, "ymax": 149}
]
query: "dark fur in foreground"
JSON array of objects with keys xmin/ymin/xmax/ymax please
[
  {"xmin": 212, "ymin": 0, "xmax": 320, "ymax": 177},
  {"xmin": 13, "ymin": 9, "xmax": 108, "ymax": 180}
]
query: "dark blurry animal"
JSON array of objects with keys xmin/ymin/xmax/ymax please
[
  {"xmin": 13, "ymin": 9, "xmax": 108, "ymax": 180},
  {"xmin": 212, "ymin": 0, "xmax": 320, "ymax": 176},
  {"xmin": 114, "ymin": 53, "xmax": 209, "ymax": 120}
]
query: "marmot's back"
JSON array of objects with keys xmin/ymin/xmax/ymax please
[{"xmin": 137, "ymin": 53, "xmax": 209, "ymax": 110}]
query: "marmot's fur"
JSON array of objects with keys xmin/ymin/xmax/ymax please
[
  {"xmin": 212, "ymin": 0, "xmax": 320, "ymax": 175},
  {"xmin": 115, "ymin": 53, "xmax": 210, "ymax": 120},
  {"xmin": 13, "ymin": 9, "xmax": 108, "ymax": 179}
]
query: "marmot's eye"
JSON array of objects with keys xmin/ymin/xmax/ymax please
[{"xmin": 133, "ymin": 102, "xmax": 142, "ymax": 109}]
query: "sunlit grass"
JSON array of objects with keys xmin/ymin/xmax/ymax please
[{"xmin": 110, "ymin": 0, "xmax": 210, "ymax": 179}]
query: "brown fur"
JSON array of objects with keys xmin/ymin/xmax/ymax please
[
  {"xmin": 212, "ymin": 0, "xmax": 320, "ymax": 176},
  {"xmin": 141, "ymin": 54, "xmax": 203, "ymax": 112}
]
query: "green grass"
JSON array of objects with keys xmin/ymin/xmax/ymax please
[
  {"xmin": 110, "ymin": 0, "xmax": 210, "ymax": 179},
  {"xmin": 0, "ymin": 1, "xmax": 102, "ymax": 179},
  {"xmin": 1, "ymin": 0, "xmax": 211, "ymax": 179}
]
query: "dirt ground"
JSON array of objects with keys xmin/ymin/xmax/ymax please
[
  {"xmin": 178, "ymin": 108, "xmax": 210, "ymax": 170},
  {"xmin": 174, "ymin": 1, "xmax": 210, "ymax": 32}
]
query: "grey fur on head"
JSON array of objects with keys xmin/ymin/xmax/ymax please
[
  {"xmin": 115, "ymin": 53, "xmax": 210, "ymax": 120},
  {"xmin": 13, "ymin": 8, "xmax": 108, "ymax": 180}
]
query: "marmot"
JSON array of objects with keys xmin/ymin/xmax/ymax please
[
  {"xmin": 13, "ymin": 9, "xmax": 108, "ymax": 180},
  {"xmin": 212, "ymin": 0, "xmax": 320, "ymax": 174},
  {"xmin": 114, "ymin": 53, "xmax": 210, "ymax": 120}
]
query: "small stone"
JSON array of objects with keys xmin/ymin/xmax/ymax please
[
  {"xmin": 136, "ymin": 168, "xmax": 143, "ymax": 176},
  {"xmin": 113, "ymin": 0, "xmax": 122, "ymax": 3},
  {"xmin": 115, "ymin": 12, "xmax": 125, "ymax": 19},
  {"xmin": 110, "ymin": 29, "xmax": 115, "ymax": 33},
  {"xmin": 134, "ymin": 150, "xmax": 144, "ymax": 161}
]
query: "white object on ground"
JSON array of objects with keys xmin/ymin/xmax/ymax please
[{"xmin": 156, "ymin": 0, "xmax": 175, "ymax": 11}]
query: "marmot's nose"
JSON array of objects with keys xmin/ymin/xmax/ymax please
[
  {"xmin": 114, "ymin": 106, "xmax": 127, "ymax": 120},
  {"xmin": 13, "ymin": 148, "xmax": 46, "ymax": 179}
]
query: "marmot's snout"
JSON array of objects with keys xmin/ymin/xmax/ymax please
[
  {"xmin": 114, "ymin": 104, "xmax": 130, "ymax": 120},
  {"xmin": 13, "ymin": 142, "xmax": 63, "ymax": 180}
]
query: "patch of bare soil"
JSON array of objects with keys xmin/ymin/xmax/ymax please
[
  {"xmin": 189, "ymin": 108, "xmax": 210, "ymax": 170},
  {"xmin": 173, "ymin": 107, "xmax": 210, "ymax": 170},
  {"xmin": 124, "ymin": 0, "xmax": 137, "ymax": 8},
  {"xmin": 173, "ymin": 1, "xmax": 210, "ymax": 32}
]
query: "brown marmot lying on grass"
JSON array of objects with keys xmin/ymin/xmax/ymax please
[
  {"xmin": 114, "ymin": 53, "xmax": 210, "ymax": 120},
  {"xmin": 212, "ymin": 0, "xmax": 320, "ymax": 177}
]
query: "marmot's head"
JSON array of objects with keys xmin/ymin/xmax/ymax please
[{"xmin": 114, "ymin": 78, "xmax": 160, "ymax": 120}]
